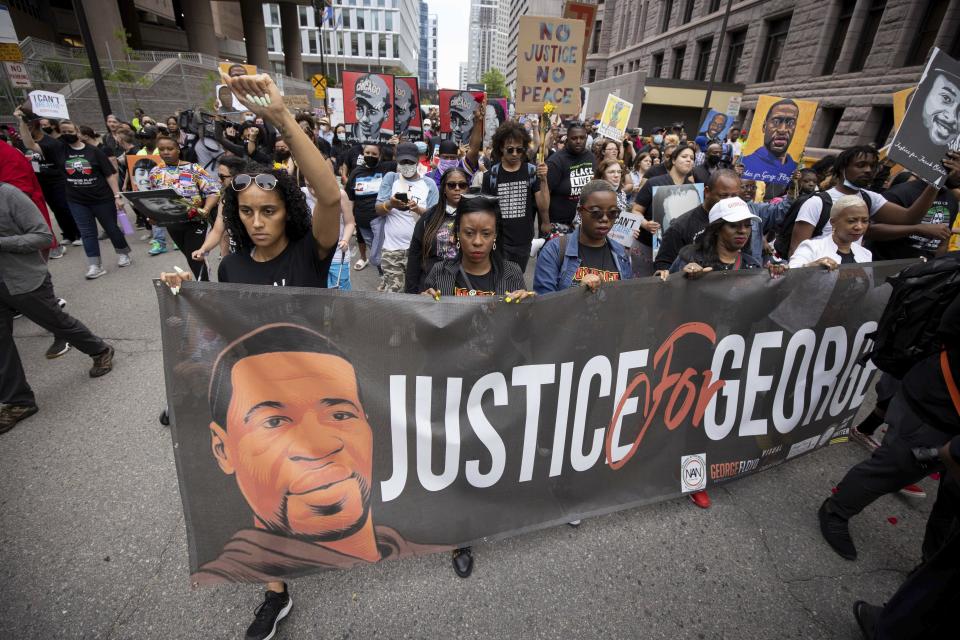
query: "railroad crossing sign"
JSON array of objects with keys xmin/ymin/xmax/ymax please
[{"xmin": 311, "ymin": 74, "xmax": 328, "ymax": 99}]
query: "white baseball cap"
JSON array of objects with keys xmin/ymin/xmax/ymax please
[
  {"xmin": 708, "ymin": 197, "xmax": 761, "ymax": 224},
  {"xmin": 423, "ymin": 118, "xmax": 432, "ymax": 127}
]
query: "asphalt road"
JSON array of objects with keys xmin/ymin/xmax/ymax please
[{"xmin": 1, "ymin": 232, "xmax": 936, "ymax": 639}]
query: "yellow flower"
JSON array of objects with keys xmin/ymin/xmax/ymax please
[
  {"xmin": 543, "ymin": 102, "xmax": 556, "ymax": 115},
  {"xmin": 273, "ymin": 162, "xmax": 283, "ymax": 169}
]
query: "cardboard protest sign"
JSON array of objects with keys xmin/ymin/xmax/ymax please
[
  {"xmin": 740, "ymin": 95, "xmax": 818, "ymax": 185},
  {"xmin": 608, "ymin": 211, "xmax": 642, "ymax": 249},
  {"xmin": 892, "ymin": 87, "xmax": 916, "ymax": 130},
  {"xmin": 888, "ymin": 48, "xmax": 960, "ymax": 187},
  {"xmin": 28, "ymin": 90, "xmax": 69, "ymax": 119},
  {"xmin": 216, "ymin": 62, "xmax": 257, "ymax": 113},
  {"xmin": 342, "ymin": 71, "xmax": 395, "ymax": 142},
  {"xmin": 439, "ymin": 89, "xmax": 485, "ymax": 146},
  {"xmin": 283, "ymin": 95, "xmax": 311, "ymax": 111},
  {"xmin": 394, "ymin": 76, "xmax": 422, "ymax": 138},
  {"xmin": 651, "ymin": 183, "xmax": 704, "ymax": 234},
  {"xmin": 126, "ymin": 155, "xmax": 164, "ymax": 192},
  {"xmin": 578, "ymin": 86, "xmax": 590, "ymax": 122},
  {"xmin": 697, "ymin": 109, "xmax": 733, "ymax": 143},
  {"xmin": 563, "ymin": 2, "xmax": 597, "ymax": 54},
  {"xmin": 516, "ymin": 16, "xmax": 585, "ymax": 115},
  {"xmin": 596, "ymin": 94, "xmax": 633, "ymax": 141}
]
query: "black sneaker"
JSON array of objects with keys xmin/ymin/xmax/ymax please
[
  {"xmin": 245, "ymin": 589, "xmax": 292, "ymax": 640},
  {"xmin": 89, "ymin": 345, "xmax": 114, "ymax": 378},
  {"xmin": 819, "ymin": 499, "xmax": 857, "ymax": 560},
  {"xmin": 46, "ymin": 339, "xmax": 71, "ymax": 359},
  {"xmin": 853, "ymin": 600, "xmax": 881, "ymax": 639},
  {"xmin": 452, "ymin": 547, "xmax": 473, "ymax": 578},
  {"xmin": 0, "ymin": 404, "xmax": 39, "ymax": 435}
]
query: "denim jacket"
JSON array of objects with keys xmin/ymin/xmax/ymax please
[{"xmin": 533, "ymin": 230, "xmax": 633, "ymax": 294}]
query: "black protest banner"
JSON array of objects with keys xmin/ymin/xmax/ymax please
[{"xmin": 156, "ymin": 262, "xmax": 904, "ymax": 585}]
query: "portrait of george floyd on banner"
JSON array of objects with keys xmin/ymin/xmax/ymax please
[
  {"xmin": 439, "ymin": 89, "xmax": 485, "ymax": 146},
  {"xmin": 394, "ymin": 76, "xmax": 423, "ymax": 139},
  {"xmin": 157, "ymin": 261, "xmax": 903, "ymax": 585},
  {"xmin": 889, "ymin": 48, "xmax": 960, "ymax": 187},
  {"xmin": 740, "ymin": 95, "xmax": 818, "ymax": 185},
  {"xmin": 342, "ymin": 71, "xmax": 396, "ymax": 142}
]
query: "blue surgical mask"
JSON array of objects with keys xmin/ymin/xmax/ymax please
[
  {"xmin": 653, "ymin": 135, "xmax": 663, "ymax": 145},
  {"xmin": 437, "ymin": 158, "xmax": 459, "ymax": 173},
  {"xmin": 841, "ymin": 172, "xmax": 860, "ymax": 190}
]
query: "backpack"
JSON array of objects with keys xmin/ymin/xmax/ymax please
[
  {"xmin": 860, "ymin": 252, "xmax": 960, "ymax": 378},
  {"xmin": 773, "ymin": 191, "xmax": 833, "ymax": 258},
  {"xmin": 486, "ymin": 162, "xmax": 538, "ymax": 193}
]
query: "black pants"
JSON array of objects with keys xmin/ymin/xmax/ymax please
[
  {"xmin": 0, "ymin": 275, "xmax": 107, "ymax": 406},
  {"xmin": 922, "ymin": 470, "xmax": 960, "ymax": 561},
  {"xmin": 874, "ymin": 477, "xmax": 960, "ymax": 639},
  {"xmin": 166, "ymin": 222, "xmax": 209, "ymax": 281},
  {"xmin": 38, "ymin": 179, "xmax": 81, "ymax": 242},
  {"xmin": 502, "ymin": 242, "xmax": 531, "ymax": 273},
  {"xmin": 828, "ymin": 392, "xmax": 950, "ymax": 520}
]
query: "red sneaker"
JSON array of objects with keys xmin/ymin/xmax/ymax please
[
  {"xmin": 899, "ymin": 484, "xmax": 927, "ymax": 498},
  {"xmin": 689, "ymin": 490, "xmax": 711, "ymax": 509}
]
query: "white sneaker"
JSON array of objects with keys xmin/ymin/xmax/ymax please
[
  {"xmin": 117, "ymin": 253, "xmax": 132, "ymax": 268},
  {"xmin": 49, "ymin": 246, "xmax": 66, "ymax": 259},
  {"xmin": 85, "ymin": 264, "xmax": 106, "ymax": 279},
  {"xmin": 57, "ymin": 298, "xmax": 67, "ymax": 309},
  {"xmin": 71, "ymin": 239, "xmax": 84, "ymax": 246}
]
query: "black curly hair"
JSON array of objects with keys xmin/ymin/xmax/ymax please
[
  {"xmin": 220, "ymin": 161, "xmax": 312, "ymax": 253},
  {"xmin": 490, "ymin": 121, "xmax": 531, "ymax": 164},
  {"xmin": 420, "ymin": 167, "xmax": 470, "ymax": 269}
]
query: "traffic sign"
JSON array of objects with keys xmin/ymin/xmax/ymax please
[
  {"xmin": 3, "ymin": 61, "xmax": 30, "ymax": 87},
  {"xmin": 311, "ymin": 74, "xmax": 328, "ymax": 100}
]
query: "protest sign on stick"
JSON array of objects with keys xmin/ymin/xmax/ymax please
[
  {"xmin": 740, "ymin": 95, "xmax": 818, "ymax": 185},
  {"xmin": 516, "ymin": 16, "xmax": 585, "ymax": 115},
  {"xmin": 28, "ymin": 90, "xmax": 69, "ymax": 119},
  {"xmin": 342, "ymin": 71, "xmax": 395, "ymax": 142},
  {"xmin": 888, "ymin": 48, "xmax": 960, "ymax": 187},
  {"xmin": 596, "ymin": 94, "xmax": 633, "ymax": 141}
]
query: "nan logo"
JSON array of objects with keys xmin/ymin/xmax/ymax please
[{"xmin": 681, "ymin": 454, "xmax": 707, "ymax": 493}]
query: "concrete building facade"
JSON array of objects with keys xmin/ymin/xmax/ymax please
[
  {"xmin": 583, "ymin": 0, "xmax": 960, "ymax": 149},
  {"xmin": 504, "ymin": 0, "xmax": 563, "ymax": 93},
  {"xmin": 466, "ymin": 0, "xmax": 508, "ymax": 86},
  {"xmin": 418, "ymin": 2, "xmax": 438, "ymax": 94}
]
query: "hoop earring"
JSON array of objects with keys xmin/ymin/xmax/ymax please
[
  {"xmin": 493, "ymin": 239, "xmax": 497, "ymax": 250},
  {"xmin": 456, "ymin": 240, "xmax": 461, "ymax": 250}
]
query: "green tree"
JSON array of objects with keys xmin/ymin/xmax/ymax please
[{"xmin": 480, "ymin": 69, "xmax": 509, "ymax": 99}]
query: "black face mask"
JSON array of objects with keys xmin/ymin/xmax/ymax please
[
  {"xmin": 363, "ymin": 155, "xmax": 379, "ymax": 168},
  {"xmin": 706, "ymin": 155, "xmax": 721, "ymax": 166},
  {"xmin": 274, "ymin": 150, "xmax": 291, "ymax": 162},
  {"xmin": 41, "ymin": 126, "xmax": 55, "ymax": 134},
  {"xmin": 60, "ymin": 133, "xmax": 79, "ymax": 144}
]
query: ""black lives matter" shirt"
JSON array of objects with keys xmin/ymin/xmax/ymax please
[{"xmin": 547, "ymin": 149, "xmax": 595, "ymax": 226}]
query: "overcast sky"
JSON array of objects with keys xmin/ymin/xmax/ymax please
[{"xmin": 427, "ymin": 0, "xmax": 469, "ymax": 89}]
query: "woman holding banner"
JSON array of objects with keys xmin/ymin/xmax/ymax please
[{"xmin": 159, "ymin": 71, "xmax": 342, "ymax": 640}]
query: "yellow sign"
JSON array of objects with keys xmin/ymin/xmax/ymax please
[
  {"xmin": 311, "ymin": 74, "xmax": 327, "ymax": 99},
  {"xmin": 0, "ymin": 43, "xmax": 22, "ymax": 63},
  {"xmin": 284, "ymin": 94, "xmax": 311, "ymax": 110}
]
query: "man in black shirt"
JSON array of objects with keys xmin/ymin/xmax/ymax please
[
  {"xmin": 866, "ymin": 171, "xmax": 958, "ymax": 260},
  {"xmin": 17, "ymin": 115, "xmax": 81, "ymax": 245},
  {"xmin": 345, "ymin": 143, "xmax": 395, "ymax": 272},
  {"xmin": 481, "ymin": 121, "xmax": 549, "ymax": 271},
  {"xmin": 546, "ymin": 122, "xmax": 595, "ymax": 229},
  {"xmin": 692, "ymin": 142, "xmax": 724, "ymax": 184}
]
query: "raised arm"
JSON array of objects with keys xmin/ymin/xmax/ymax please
[
  {"xmin": 466, "ymin": 99, "xmax": 484, "ymax": 168},
  {"xmin": 13, "ymin": 109, "xmax": 40, "ymax": 154},
  {"xmin": 220, "ymin": 72, "xmax": 341, "ymax": 254}
]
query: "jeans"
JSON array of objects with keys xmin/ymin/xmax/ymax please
[
  {"xmin": 1, "ymin": 275, "xmax": 108, "ymax": 406},
  {"xmin": 151, "ymin": 225, "xmax": 168, "ymax": 245},
  {"xmin": 68, "ymin": 200, "xmax": 130, "ymax": 265},
  {"xmin": 327, "ymin": 261, "xmax": 352, "ymax": 290}
]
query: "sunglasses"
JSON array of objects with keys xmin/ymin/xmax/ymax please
[
  {"xmin": 445, "ymin": 181, "xmax": 469, "ymax": 190},
  {"xmin": 579, "ymin": 207, "xmax": 620, "ymax": 221},
  {"xmin": 503, "ymin": 146, "xmax": 525, "ymax": 155},
  {"xmin": 231, "ymin": 173, "xmax": 278, "ymax": 192}
]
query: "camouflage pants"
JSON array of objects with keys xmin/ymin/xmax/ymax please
[{"xmin": 379, "ymin": 249, "xmax": 408, "ymax": 293}]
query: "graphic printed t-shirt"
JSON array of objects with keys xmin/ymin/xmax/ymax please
[
  {"xmin": 454, "ymin": 268, "xmax": 497, "ymax": 296},
  {"xmin": 346, "ymin": 163, "xmax": 393, "ymax": 228},
  {"xmin": 547, "ymin": 149, "xmax": 595, "ymax": 226},
  {"xmin": 381, "ymin": 175, "xmax": 435, "ymax": 252},
  {"xmin": 482, "ymin": 163, "xmax": 540, "ymax": 246},
  {"xmin": 795, "ymin": 187, "xmax": 887, "ymax": 240},
  {"xmin": 35, "ymin": 135, "xmax": 66, "ymax": 185},
  {"xmin": 50, "ymin": 142, "xmax": 117, "ymax": 204},
  {"xmin": 872, "ymin": 179, "xmax": 958, "ymax": 259},
  {"xmin": 574, "ymin": 242, "xmax": 621, "ymax": 283},
  {"xmin": 217, "ymin": 234, "xmax": 332, "ymax": 288}
]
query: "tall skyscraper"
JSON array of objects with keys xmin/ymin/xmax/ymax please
[
  {"xmin": 459, "ymin": 62, "xmax": 469, "ymax": 90},
  {"xmin": 466, "ymin": 0, "xmax": 509, "ymax": 86},
  {"xmin": 504, "ymin": 0, "xmax": 564, "ymax": 95},
  {"xmin": 419, "ymin": 1, "xmax": 438, "ymax": 92}
]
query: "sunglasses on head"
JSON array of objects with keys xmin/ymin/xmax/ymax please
[{"xmin": 231, "ymin": 173, "xmax": 278, "ymax": 192}]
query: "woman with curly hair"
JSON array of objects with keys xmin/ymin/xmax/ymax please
[
  {"xmin": 159, "ymin": 71, "xmax": 341, "ymax": 640},
  {"xmin": 403, "ymin": 167, "xmax": 470, "ymax": 293}
]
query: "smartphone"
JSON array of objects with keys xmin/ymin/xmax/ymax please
[{"xmin": 395, "ymin": 192, "xmax": 408, "ymax": 203}]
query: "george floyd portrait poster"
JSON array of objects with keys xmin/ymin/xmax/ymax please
[
  {"xmin": 125, "ymin": 155, "xmax": 163, "ymax": 192},
  {"xmin": 889, "ymin": 48, "xmax": 960, "ymax": 188},
  {"xmin": 394, "ymin": 76, "xmax": 422, "ymax": 140},
  {"xmin": 698, "ymin": 109, "xmax": 732, "ymax": 143},
  {"xmin": 439, "ymin": 89, "xmax": 485, "ymax": 146},
  {"xmin": 216, "ymin": 62, "xmax": 258, "ymax": 114},
  {"xmin": 740, "ymin": 95, "xmax": 818, "ymax": 185},
  {"xmin": 157, "ymin": 261, "xmax": 904, "ymax": 585},
  {"xmin": 342, "ymin": 71, "xmax": 395, "ymax": 143}
]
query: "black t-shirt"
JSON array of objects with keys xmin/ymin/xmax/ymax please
[
  {"xmin": 217, "ymin": 234, "xmax": 333, "ymax": 288},
  {"xmin": 345, "ymin": 162, "xmax": 395, "ymax": 228},
  {"xmin": 653, "ymin": 204, "xmax": 709, "ymax": 270},
  {"xmin": 574, "ymin": 242, "xmax": 621, "ymax": 283},
  {"xmin": 547, "ymin": 149, "xmax": 595, "ymax": 226},
  {"xmin": 342, "ymin": 143, "xmax": 365, "ymax": 178},
  {"xmin": 644, "ymin": 163, "xmax": 669, "ymax": 180},
  {"xmin": 482, "ymin": 163, "xmax": 539, "ymax": 247},
  {"xmin": 871, "ymin": 180, "xmax": 959, "ymax": 260},
  {"xmin": 35, "ymin": 134, "xmax": 66, "ymax": 185},
  {"xmin": 634, "ymin": 173, "xmax": 696, "ymax": 247},
  {"xmin": 454, "ymin": 268, "xmax": 497, "ymax": 297},
  {"xmin": 839, "ymin": 250, "xmax": 856, "ymax": 264},
  {"xmin": 48, "ymin": 142, "xmax": 117, "ymax": 204}
]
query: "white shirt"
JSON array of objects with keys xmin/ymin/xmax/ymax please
[
  {"xmin": 795, "ymin": 187, "xmax": 887, "ymax": 239},
  {"xmin": 382, "ymin": 176, "xmax": 432, "ymax": 252},
  {"xmin": 789, "ymin": 234, "xmax": 873, "ymax": 268}
]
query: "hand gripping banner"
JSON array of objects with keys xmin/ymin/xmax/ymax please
[{"xmin": 156, "ymin": 262, "xmax": 906, "ymax": 585}]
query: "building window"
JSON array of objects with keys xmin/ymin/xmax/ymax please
[
  {"xmin": 357, "ymin": 10, "xmax": 365, "ymax": 30},
  {"xmin": 307, "ymin": 30, "xmax": 318, "ymax": 54},
  {"xmin": 386, "ymin": 12, "xmax": 393, "ymax": 31},
  {"xmin": 694, "ymin": 37, "xmax": 712, "ymax": 81},
  {"xmin": 392, "ymin": 34, "xmax": 399, "ymax": 57},
  {"xmin": 628, "ymin": 61, "xmax": 634, "ymax": 72},
  {"xmin": 266, "ymin": 28, "xmax": 277, "ymax": 52},
  {"xmin": 850, "ymin": 0, "xmax": 886, "ymax": 71},
  {"xmin": 757, "ymin": 15, "xmax": 792, "ymax": 82},
  {"xmin": 269, "ymin": 4, "xmax": 280, "ymax": 24},
  {"xmin": 866, "ymin": 106, "xmax": 894, "ymax": 146},
  {"xmin": 365, "ymin": 33, "xmax": 373, "ymax": 56},
  {"xmin": 379, "ymin": 34, "xmax": 387, "ymax": 58},
  {"xmin": 815, "ymin": 107, "xmax": 845, "ymax": 147},
  {"xmin": 672, "ymin": 46, "xmax": 686, "ymax": 79},
  {"xmin": 708, "ymin": 0, "xmax": 722, "ymax": 11},
  {"xmin": 344, "ymin": 9, "xmax": 352, "ymax": 29},
  {"xmin": 591, "ymin": 20, "xmax": 602, "ymax": 54},
  {"xmin": 351, "ymin": 32, "xmax": 359, "ymax": 56},
  {"xmin": 822, "ymin": 0, "xmax": 856, "ymax": 75},
  {"xmin": 722, "ymin": 29, "xmax": 746, "ymax": 83},
  {"xmin": 298, "ymin": 5, "xmax": 308, "ymax": 26},
  {"xmin": 652, "ymin": 51, "xmax": 665, "ymax": 78},
  {"xmin": 660, "ymin": 0, "xmax": 673, "ymax": 33},
  {"xmin": 906, "ymin": 0, "xmax": 949, "ymax": 66},
  {"xmin": 588, "ymin": 68, "xmax": 597, "ymax": 82},
  {"xmin": 682, "ymin": 0, "xmax": 695, "ymax": 24}
]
